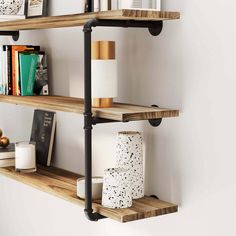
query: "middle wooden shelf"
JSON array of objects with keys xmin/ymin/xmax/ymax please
[{"xmin": 0, "ymin": 95, "xmax": 179, "ymax": 122}]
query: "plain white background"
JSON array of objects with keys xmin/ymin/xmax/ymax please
[{"xmin": 1, "ymin": 0, "xmax": 236, "ymax": 235}]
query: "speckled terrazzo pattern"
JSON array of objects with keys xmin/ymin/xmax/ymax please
[
  {"xmin": 0, "ymin": 0, "xmax": 23, "ymax": 15},
  {"xmin": 102, "ymin": 168, "xmax": 132, "ymax": 208},
  {"xmin": 116, "ymin": 132, "xmax": 144, "ymax": 199}
]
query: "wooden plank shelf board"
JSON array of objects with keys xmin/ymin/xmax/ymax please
[
  {"xmin": 0, "ymin": 10, "xmax": 180, "ymax": 31},
  {"xmin": 0, "ymin": 166, "xmax": 178, "ymax": 223},
  {"xmin": 0, "ymin": 95, "xmax": 179, "ymax": 122}
]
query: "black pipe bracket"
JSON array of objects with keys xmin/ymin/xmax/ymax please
[
  {"xmin": 149, "ymin": 105, "xmax": 162, "ymax": 127},
  {"xmin": 0, "ymin": 31, "xmax": 19, "ymax": 41}
]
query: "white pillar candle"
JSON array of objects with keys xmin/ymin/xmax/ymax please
[
  {"xmin": 15, "ymin": 142, "xmax": 36, "ymax": 172},
  {"xmin": 92, "ymin": 60, "xmax": 118, "ymax": 99},
  {"xmin": 102, "ymin": 168, "xmax": 132, "ymax": 209},
  {"xmin": 116, "ymin": 131, "xmax": 144, "ymax": 199},
  {"xmin": 77, "ymin": 177, "xmax": 103, "ymax": 200}
]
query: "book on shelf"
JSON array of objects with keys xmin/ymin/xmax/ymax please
[
  {"xmin": 0, "ymin": 44, "xmax": 49, "ymax": 96},
  {"xmin": 30, "ymin": 110, "xmax": 56, "ymax": 166},
  {"xmin": 19, "ymin": 52, "xmax": 39, "ymax": 96},
  {"xmin": 12, "ymin": 45, "xmax": 40, "ymax": 95},
  {"xmin": 7, "ymin": 45, "xmax": 13, "ymax": 95},
  {"xmin": 111, "ymin": 0, "xmax": 161, "ymax": 10},
  {"xmin": 0, "ymin": 144, "xmax": 15, "ymax": 160},
  {"xmin": 34, "ymin": 53, "xmax": 49, "ymax": 95},
  {"xmin": 0, "ymin": 158, "xmax": 15, "ymax": 167},
  {"xmin": 1, "ymin": 46, "xmax": 8, "ymax": 95}
]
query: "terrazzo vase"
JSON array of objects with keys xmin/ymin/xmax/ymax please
[
  {"xmin": 102, "ymin": 168, "xmax": 132, "ymax": 208},
  {"xmin": 116, "ymin": 131, "xmax": 144, "ymax": 199},
  {"xmin": 0, "ymin": 0, "xmax": 23, "ymax": 15}
]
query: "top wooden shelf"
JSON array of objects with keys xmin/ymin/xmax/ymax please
[{"xmin": 0, "ymin": 9, "xmax": 180, "ymax": 31}]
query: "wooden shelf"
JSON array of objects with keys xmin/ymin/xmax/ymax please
[
  {"xmin": 0, "ymin": 95, "xmax": 179, "ymax": 122},
  {"xmin": 0, "ymin": 166, "xmax": 178, "ymax": 223},
  {"xmin": 0, "ymin": 10, "xmax": 180, "ymax": 31}
]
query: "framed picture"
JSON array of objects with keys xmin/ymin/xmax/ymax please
[{"xmin": 25, "ymin": 0, "xmax": 48, "ymax": 18}]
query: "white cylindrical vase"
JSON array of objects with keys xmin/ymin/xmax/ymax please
[
  {"xmin": 102, "ymin": 168, "xmax": 132, "ymax": 209},
  {"xmin": 15, "ymin": 142, "xmax": 36, "ymax": 173},
  {"xmin": 116, "ymin": 131, "xmax": 144, "ymax": 199}
]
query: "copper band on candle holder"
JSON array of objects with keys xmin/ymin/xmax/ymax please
[
  {"xmin": 92, "ymin": 41, "xmax": 115, "ymax": 60},
  {"xmin": 93, "ymin": 98, "xmax": 113, "ymax": 108}
]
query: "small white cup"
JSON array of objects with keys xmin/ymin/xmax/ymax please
[{"xmin": 77, "ymin": 177, "xmax": 103, "ymax": 200}]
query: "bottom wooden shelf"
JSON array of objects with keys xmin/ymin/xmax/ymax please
[{"xmin": 0, "ymin": 166, "xmax": 178, "ymax": 223}]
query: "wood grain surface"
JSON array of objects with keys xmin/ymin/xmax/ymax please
[
  {"xmin": 0, "ymin": 95, "xmax": 179, "ymax": 122},
  {"xmin": 0, "ymin": 10, "xmax": 180, "ymax": 31},
  {"xmin": 0, "ymin": 166, "xmax": 178, "ymax": 222}
]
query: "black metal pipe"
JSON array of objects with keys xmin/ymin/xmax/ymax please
[
  {"xmin": 0, "ymin": 31, "xmax": 19, "ymax": 41},
  {"xmin": 83, "ymin": 20, "xmax": 105, "ymax": 222},
  {"xmin": 91, "ymin": 19, "xmax": 163, "ymax": 30},
  {"xmin": 83, "ymin": 18, "xmax": 163, "ymax": 222}
]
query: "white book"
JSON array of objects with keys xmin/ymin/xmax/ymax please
[
  {"xmin": 111, "ymin": 0, "xmax": 119, "ymax": 10},
  {"xmin": 0, "ymin": 158, "xmax": 15, "ymax": 168},
  {"xmin": 101, "ymin": 0, "xmax": 108, "ymax": 11},
  {"xmin": 118, "ymin": 0, "xmax": 161, "ymax": 9},
  {"xmin": 153, "ymin": 0, "xmax": 161, "ymax": 10},
  {"xmin": 94, "ymin": 0, "xmax": 100, "ymax": 12}
]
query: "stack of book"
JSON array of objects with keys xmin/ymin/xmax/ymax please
[
  {"xmin": 0, "ymin": 143, "xmax": 15, "ymax": 167},
  {"xmin": 0, "ymin": 45, "xmax": 49, "ymax": 96},
  {"xmin": 92, "ymin": 0, "xmax": 161, "ymax": 11}
]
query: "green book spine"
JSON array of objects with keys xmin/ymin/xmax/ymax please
[{"xmin": 19, "ymin": 53, "xmax": 38, "ymax": 96}]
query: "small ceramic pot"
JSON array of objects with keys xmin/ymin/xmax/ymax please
[{"xmin": 77, "ymin": 177, "xmax": 103, "ymax": 200}]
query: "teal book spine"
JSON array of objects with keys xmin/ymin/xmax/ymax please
[{"xmin": 19, "ymin": 53, "xmax": 38, "ymax": 96}]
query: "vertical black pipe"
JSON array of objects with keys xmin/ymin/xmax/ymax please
[
  {"xmin": 83, "ymin": 20, "xmax": 106, "ymax": 222},
  {"xmin": 84, "ymin": 25, "xmax": 93, "ymax": 217}
]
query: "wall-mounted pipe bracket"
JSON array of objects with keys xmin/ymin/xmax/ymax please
[
  {"xmin": 148, "ymin": 21, "xmax": 163, "ymax": 36},
  {"xmin": 150, "ymin": 195, "xmax": 159, "ymax": 200},
  {"xmin": 0, "ymin": 31, "xmax": 19, "ymax": 41},
  {"xmin": 149, "ymin": 105, "xmax": 162, "ymax": 127}
]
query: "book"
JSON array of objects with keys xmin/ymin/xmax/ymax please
[
  {"xmin": 6, "ymin": 45, "xmax": 12, "ymax": 95},
  {"xmin": 101, "ymin": 0, "xmax": 112, "ymax": 11},
  {"xmin": 2, "ymin": 46, "xmax": 8, "ymax": 95},
  {"xmin": 12, "ymin": 45, "xmax": 40, "ymax": 95},
  {"xmin": 0, "ymin": 144, "xmax": 15, "ymax": 160},
  {"xmin": 30, "ymin": 110, "xmax": 56, "ymax": 166},
  {"xmin": 0, "ymin": 158, "xmax": 15, "ymax": 167},
  {"xmin": 19, "ymin": 52, "xmax": 39, "ymax": 96},
  {"xmin": 34, "ymin": 52, "xmax": 49, "ymax": 95}
]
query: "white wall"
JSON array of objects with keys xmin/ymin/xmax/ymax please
[{"xmin": 1, "ymin": 0, "xmax": 236, "ymax": 235}]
